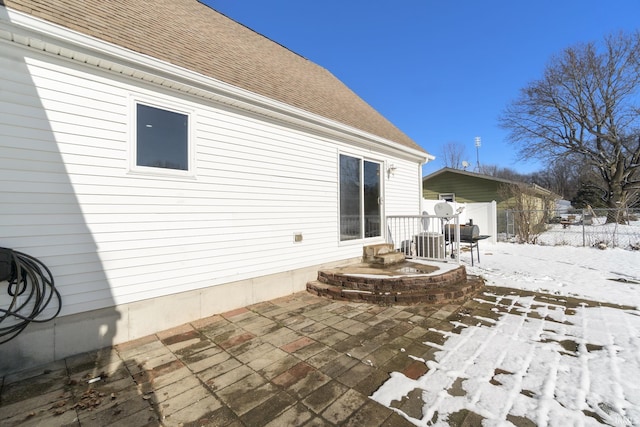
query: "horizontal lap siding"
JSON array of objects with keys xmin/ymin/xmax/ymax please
[
  {"xmin": 423, "ymin": 172, "xmax": 503, "ymax": 203},
  {"xmin": 385, "ymin": 159, "xmax": 422, "ymax": 216},
  {"xmin": 3, "ymin": 47, "xmax": 406, "ymax": 316},
  {"xmin": 2, "ymin": 49, "xmax": 126, "ymax": 316}
]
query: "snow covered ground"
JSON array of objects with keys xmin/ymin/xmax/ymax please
[
  {"xmin": 536, "ymin": 218, "xmax": 640, "ymax": 249},
  {"xmin": 470, "ymin": 243, "xmax": 640, "ymax": 309},
  {"xmin": 372, "ymin": 242, "xmax": 640, "ymax": 426}
]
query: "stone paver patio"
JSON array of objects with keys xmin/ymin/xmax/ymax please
[{"xmin": 1, "ymin": 286, "xmax": 615, "ymax": 426}]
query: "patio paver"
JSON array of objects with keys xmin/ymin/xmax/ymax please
[{"xmin": 0, "ymin": 288, "xmax": 571, "ymax": 426}]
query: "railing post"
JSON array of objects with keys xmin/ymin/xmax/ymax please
[
  {"xmin": 455, "ymin": 214, "xmax": 460, "ymax": 264},
  {"xmin": 582, "ymin": 208, "xmax": 586, "ymax": 247},
  {"xmin": 386, "ymin": 213, "xmax": 469, "ymax": 264}
]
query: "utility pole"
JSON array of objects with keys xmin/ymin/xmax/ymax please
[{"xmin": 474, "ymin": 136, "xmax": 481, "ymax": 172}]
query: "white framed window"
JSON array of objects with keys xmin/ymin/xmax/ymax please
[
  {"xmin": 339, "ymin": 153, "xmax": 382, "ymax": 242},
  {"xmin": 130, "ymin": 98, "xmax": 194, "ymax": 176},
  {"xmin": 439, "ymin": 193, "xmax": 455, "ymax": 202}
]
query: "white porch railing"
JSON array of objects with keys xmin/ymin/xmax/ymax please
[{"xmin": 386, "ymin": 214, "xmax": 460, "ymax": 263}]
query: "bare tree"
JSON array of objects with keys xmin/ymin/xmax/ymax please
[
  {"xmin": 440, "ymin": 141, "xmax": 468, "ymax": 169},
  {"xmin": 500, "ymin": 31, "xmax": 640, "ymax": 222},
  {"xmin": 531, "ymin": 156, "xmax": 581, "ymax": 200},
  {"xmin": 478, "ymin": 164, "xmax": 499, "ymax": 176},
  {"xmin": 499, "ymin": 183, "xmax": 555, "ymax": 244},
  {"xmin": 480, "ymin": 164, "xmax": 529, "ymax": 183},
  {"xmin": 492, "ymin": 166, "xmax": 526, "ymax": 182}
]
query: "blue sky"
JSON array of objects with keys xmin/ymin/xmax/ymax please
[{"xmin": 206, "ymin": 1, "xmax": 639, "ymax": 176}]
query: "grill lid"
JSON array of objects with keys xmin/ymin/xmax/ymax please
[{"xmin": 445, "ymin": 224, "xmax": 480, "ymax": 241}]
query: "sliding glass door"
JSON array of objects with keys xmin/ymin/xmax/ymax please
[{"xmin": 339, "ymin": 154, "xmax": 381, "ymax": 241}]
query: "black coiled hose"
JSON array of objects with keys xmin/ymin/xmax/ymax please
[{"xmin": 0, "ymin": 248, "xmax": 62, "ymax": 344}]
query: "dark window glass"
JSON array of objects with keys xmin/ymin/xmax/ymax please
[
  {"xmin": 364, "ymin": 161, "xmax": 381, "ymax": 237},
  {"xmin": 340, "ymin": 154, "xmax": 361, "ymax": 241},
  {"xmin": 339, "ymin": 155, "xmax": 381, "ymax": 241},
  {"xmin": 136, "ymin": 104, "xmax": 188, "ymax": 171}
]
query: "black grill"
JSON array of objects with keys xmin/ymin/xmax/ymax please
[{"xmin": 445, "ymin": 224, "xmax": 480, "ymax": 242}]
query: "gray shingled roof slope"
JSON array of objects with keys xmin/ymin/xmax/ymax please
[{"xmin": 2, "ymin": 0, "xmax": 426, "ymax": 153}]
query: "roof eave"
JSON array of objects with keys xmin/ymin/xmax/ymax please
[
  {"xmin": 1, "ymin": 6, "xmax": 431, "ymax": 163},
  {"xmin": 423, "ymin": 167, "xmax": 558, "ymax": 197}
]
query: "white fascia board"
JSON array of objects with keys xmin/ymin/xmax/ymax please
[{"xmin": 0, "ymin": 7, "xmax": 430, "ymax": 164}]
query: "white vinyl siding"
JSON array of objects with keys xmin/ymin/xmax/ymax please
[
  {"xmin": 0, "ymin": 44, "xmax": 424, "ymax": 317},
  {"xmin": 384, "ymin": 158, "xmax": 423, "ymax": 216}
]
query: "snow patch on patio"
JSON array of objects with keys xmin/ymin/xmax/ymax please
[
  {"xmin": 371, "ymin": 242, "xmax": 640, "ymax": 426},
  {"xmin": 372, "ymin": 292, "xmax": 640, "ymax": 426}
]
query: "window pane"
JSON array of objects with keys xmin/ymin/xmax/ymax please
[
  {"xmin": 340, "ymin": 154, "xmax": 361, "ymax": 241},
  {"xmin": 364, "ymin": 161, "xmax": 381, "ymax": 237},
  {"xmin": 137, "ymin": 104, "xmax": 188, "ymax": 170}
]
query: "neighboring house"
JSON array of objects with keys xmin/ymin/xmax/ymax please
[
  {"xmin": 0, "ymin": 0, "xmax": 433, "ymax": 373},
  {"xmin": 423, "ymin": 168, "xmax": 558, "ymax": 233}
]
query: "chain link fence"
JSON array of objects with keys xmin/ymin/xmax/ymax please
[{"xmin": 499, "ymin": 207, "xmax": 640, "ymax": 249}]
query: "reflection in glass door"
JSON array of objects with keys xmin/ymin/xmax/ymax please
[
  {"xmin": 339, "ymin": 155, "xmax": 361, "ymax": 241},
  {"xmin": 364, "ymin": 161, "xmax": 381, "ymax": 237},
  {"xmin": 339, "ymin": 154, "xmax": 382, "ymax": 241}
]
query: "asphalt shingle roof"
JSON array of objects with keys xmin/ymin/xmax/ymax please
[{"xmin": 1, "ymin": 0, "xmax": 426, "ymax": 154}]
